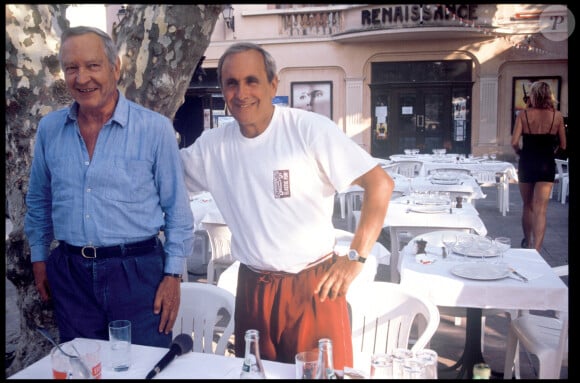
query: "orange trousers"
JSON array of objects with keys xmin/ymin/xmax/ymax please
[{"xmin": 234, "ymin": 255, "xmax": 353, "ymax": 370}]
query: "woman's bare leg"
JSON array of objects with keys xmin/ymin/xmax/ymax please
[
  {"xmin": 531, "ymin": 182, "xmax": 554, "ymax": 252},
  {"xmin": 518, "ymin": 182, "xmax": 534, "ymax": 248}
]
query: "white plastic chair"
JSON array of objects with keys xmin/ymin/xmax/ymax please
[
  {"xmin": 346, "ymin": 281, "xmax": 440, "ymax": 372},
  {"xmin": 473, "ymin": 170, "xmax": 510, "ymax": 216},
  {"xmin": 202, "ymin": 222, "xmax": 235, "ymax": 284},
  {"xmin": 345, "ymin": 190, "xmax": 364, "ymax": 232},
  {"xmin": 428, "ymin": 168, "xmax": 472, "ymax": 176},
  {"xmin": 392, "ymin": 161, "xmax": 423, "ymax": 178},
  {"xmin": 174, "ymin": 282, "xmax": 235, "ymax": 355},
  {"xmin": 503, "ymin": 265, "xmax": 568, "ymax": 379},
  {"xmin": 554, "ymin": 159, "xmax": 569, "ymax": 204}
]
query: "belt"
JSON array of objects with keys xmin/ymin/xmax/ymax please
[{"xmin": 60, "ymin": 237, "xmax": 159, "ymax": 259}]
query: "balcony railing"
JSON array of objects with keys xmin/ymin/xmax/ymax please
[{"xmin": 281, "ymin": 11, "xmax": 343, "ymax": 37}]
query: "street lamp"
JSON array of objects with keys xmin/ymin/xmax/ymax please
[
  {"xmin": 222, "ymin": 4, "xmax": 235, "ymax": 32},
  {"xmin": 117, "ymin": 5, "xmax": 127, "ymax": 22}
]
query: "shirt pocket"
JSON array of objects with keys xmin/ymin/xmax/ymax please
[
  {"xmin": 104, "ymin": 157, "xmax": 154, "ymax": 203},
  {"xmin": 50, "ymin": 157, "xmax": 77, "ymax": 201}
]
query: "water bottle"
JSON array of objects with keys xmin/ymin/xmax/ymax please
[
  {"xmin": 315, "ymin": 338, "xmax": 337, "ymax": 379},
  {"xmin": 240, "ymin": 329, "xmax": 266, "ymax": 379}
]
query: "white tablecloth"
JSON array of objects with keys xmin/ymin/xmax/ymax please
[
  {"xmin": 384, "ymin": 197, "xmax": 486, "ymax": 283},
  {"xmin": 8, "ymin": 338, "xmax": 295, "ymax": 379},
  {"xmin": 398, "ymin": 231, "xmax": 567, "ymax": 312},
  {"xmin": 389, "ymin": 154, "xmax": 518, "ymax": 183}
]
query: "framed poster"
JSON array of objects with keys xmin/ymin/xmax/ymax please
[
  {"xmin": 291, "ymin": 81, "xmax": 333, "ymax": 119},
  {"xmin": 512, "ymin": 76, "xmax": 561, "ymax": 132}
]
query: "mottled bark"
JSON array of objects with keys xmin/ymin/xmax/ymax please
[
  {"xmin": 113, "ymin": 4, "xmax": 223, "ymax": 119},
  {"xmin": 5, "ymin": 4, "xmax": 222, "ymax": 376}
]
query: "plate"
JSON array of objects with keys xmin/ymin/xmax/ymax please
[
  {"xmin": 451, "ymin": 263, "xmax": 511, "ymax": 280},
  {"xmin": 414, "ymin": 197, "xmax": 450, "ymax": 206},
  {"xmin": 408, "ymin": 205, "xmax": 449, "ymax": 214},
  {"xmin": 452, "ymin": 238, "xmax": 498, "ymax": 258},
  {"xmin": 430, "ymin": 179, "xmax": 460, "ymax": 185}
]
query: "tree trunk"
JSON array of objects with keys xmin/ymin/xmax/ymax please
[{"xmin": 5, "ymin": 4, "xmax": 223, "ymax": 376}]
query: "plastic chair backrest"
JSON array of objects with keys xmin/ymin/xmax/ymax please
[
  {"xmin": 174, "ymin": 282, "xmax": 235, "ymax": 355},
  {"xmin": 555, "ymin": 159, "xmax": 568, "ymax": 178},
  {"xmin": 429, "ymin": 168, "xmax": 472, "ymax": 176},
  {"xmin": 346, "ymin": 281, "xmax": 440, "ymax": 371},
  {"xmin": 394, "ymin": 161, "xmax": 423, "ymax": 178},
  {"xmin": 202, "ymin": 222, "xmax": 234, "ymax": 284}
]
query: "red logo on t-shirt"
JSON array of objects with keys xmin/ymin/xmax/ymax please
[{"xmin": 273, "ymin": 170, "xmax": 291, "ymax": 198}]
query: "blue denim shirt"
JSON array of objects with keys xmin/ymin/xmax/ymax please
[{"xmin": 25, "ymin": 92, "xmax": 194, "ymax": 274}]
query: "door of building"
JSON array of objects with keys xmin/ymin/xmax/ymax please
[{"xmin": 370, "ymin": 60, "xmax": 472, "ymax": 159}]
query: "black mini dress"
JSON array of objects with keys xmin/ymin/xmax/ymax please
[{"xmin": 517, "ymin": 111, "xmax": 558, "ymax": 183}]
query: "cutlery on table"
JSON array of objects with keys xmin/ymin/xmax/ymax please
[{"xmin": 508, "ymin": 268, "xmax": 528, "ymax": 282}]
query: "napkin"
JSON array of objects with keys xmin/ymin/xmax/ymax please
[{"xmin": 415, "ymin": 253, "xmax": 437, "ymax": 265}]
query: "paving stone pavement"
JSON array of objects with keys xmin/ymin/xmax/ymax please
[{"xmin": 5, "ymin": 176, "xmax": 570, "ymax": 378}]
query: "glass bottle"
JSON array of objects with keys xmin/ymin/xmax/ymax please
[
  {"xmin": 240, "ymin": 329, "xmax": 266, "ymax": 379},
  {"xmin": 315, "ymin": 338, "xmax": 337, "ymax": 379}
]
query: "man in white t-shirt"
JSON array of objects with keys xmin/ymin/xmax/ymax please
[{"xmin": 180, "ymin": 42, "xmax": 394, "ymax": 370}]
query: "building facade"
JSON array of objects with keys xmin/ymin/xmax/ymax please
[{"xmin": 97, "ymin": 4, "xmax": 569, "ymax": 160}]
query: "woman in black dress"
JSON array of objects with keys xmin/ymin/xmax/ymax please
[{"xmin": 511, "ymin": 81, "xmax": 566, "ymax": 251}]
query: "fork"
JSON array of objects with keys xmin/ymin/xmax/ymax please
[{"xmin": 508, "ymin": 267, "xmax": 528, "ymax": 282}]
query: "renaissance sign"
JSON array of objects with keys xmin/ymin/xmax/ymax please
[{"xmin": 361, "ymin": 4, "xmax": 477, "ymax": 26}]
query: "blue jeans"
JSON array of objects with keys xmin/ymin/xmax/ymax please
[{"xmin": 46, "ymin": 240, "xmax": 172, "ymax": 348}]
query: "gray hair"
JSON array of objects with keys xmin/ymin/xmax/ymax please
[
  {"xmin": 59, "ymin": 26, "xmax": 118, "ymax": 69},
  {"xmin": 217, "ymin": 42, "xmax": 277, "ymax": 88}
]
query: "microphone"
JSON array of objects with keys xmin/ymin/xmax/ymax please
[{"xmin": 145, "ymin": 334, "xmax": 193, "ymax": 379}]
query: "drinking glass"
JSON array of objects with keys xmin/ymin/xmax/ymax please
[
  {"xmin": 414, "ymin": 349, "xmax": 438, "ymax": 379},
  {"xmin": 490, "ymin": 152, "xmax": 497, "ymax": 160},
  {"xmin": 475, "ymin": 236, "xmax": 493, "ymax": 262},
  {"xmin": 441, "ymin": 232, "xmax": 457, "ymax": 261},
  {"xmin": 108, "ymin": 320, "xmax": 131, "ymax": 372},
  {"xmin": 370, "ymin": 353, "xmax": 394, "ymax": 379},
  {"xmin": 295, "ymin": 350, "xmax": 319, "ymax": 379},
  {"xmin": 494, "ymin": 237, "xmax": 511, "ymax": 264},
  {"xmin": 391, "ymin": 348, "xmax": 414, "ymax": 379},
  {"xmin": 456, "ymin": 234, "xmax": 474, "ymax": 261}
]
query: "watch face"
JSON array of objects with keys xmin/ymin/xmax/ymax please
[{"xmin": 348, "ymin": 249, "xmax": 358, "ymax": 261}]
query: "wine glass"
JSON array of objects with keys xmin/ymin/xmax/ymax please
[
  {"xmin": 494, "ymin": 237, "xmax": 511, "ymax": 264},
  {"xmin": 490, "ymin": 152, "xmax": 497, "ymax": 161},
  {"xmin": 456, "ymin": 234, "xmax": 474, "ymax": 261},
  {"xmin": 475, "ymin": 236, "xmax": 493, "ymax": 262},
  {"xmin": 441, "ymin": 232, "xmax": 457, "ymax": 261}
]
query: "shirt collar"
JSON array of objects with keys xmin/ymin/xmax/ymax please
[{"xmin": 66, "ymin": 90, "xmax": 129, "ymax": 128}]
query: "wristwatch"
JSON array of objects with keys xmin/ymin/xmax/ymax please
[
  {"xmin": 163, "ymin": 272, "xmax": 183, "ymax": 279},
  {"xmin": 347, "ymin": 249, "xmax": 366, "ymax": 263}
]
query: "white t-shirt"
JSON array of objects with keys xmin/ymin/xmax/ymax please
[{"xmin": 180, "ymin": 106, "xmax": 378, "ymax": 273}]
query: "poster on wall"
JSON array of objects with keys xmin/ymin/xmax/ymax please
[
  {"xmin": 453, "ymin": 97, "xmax": 467, "ymax": 121},
  {"xmin": 291, "ymin": 81, "xmax": 333, "ymax": 119},
  {"xmin": 512, "ymin": 76, "xmax": 561, "ymax": 132}
]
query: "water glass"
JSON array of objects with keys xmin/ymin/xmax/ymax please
[
  {"xmin": 475, "ymin": 236, "xmax": 493, "ymax": 262},
  {"xmin": 494, "ymin": 237, "xmax": 511, "ymax": 264},
  {"xmin": 402, "ymin": 357, "xmax": 427, "ymax": 379},
  {"xmin": 441, "ymin": 232, "xmax": 457, "ymax": 261},
  {"xmin": 370, "ymin": 353, "xmax": 394, "ymax": 379},
  {"xmin": 391, "ymin": 348, "xmax": 414, "ymax": 379},
  {"xmin": 108, "ymin": 320, "xmax": 131, "ymax": 372},
  {"xmin": 414, "ymin": 349, "xmax": 438, "ymax": 379},
  {"xmin": 456, "ymin": 234, "xmax": 474, "ymax": 261},
  {"xmin": 51, "ymin": 339, "xmax": 102, "ymax": 379},
  {"xmin": 295, "ymin": 350, "xmax": 319, "ymax": 379}
]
